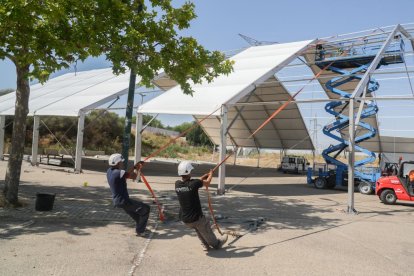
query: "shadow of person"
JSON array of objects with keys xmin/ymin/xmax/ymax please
[{"xmin": 206, "ymin": 245, "xmax": 265, "ymax": 258}]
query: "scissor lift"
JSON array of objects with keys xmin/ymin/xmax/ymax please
[{"xmin": 306, "ymin": 35, "xmax": 405, "ymax": 193}]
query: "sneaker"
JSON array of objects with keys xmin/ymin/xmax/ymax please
[
  {"xmin": 213, "ymin": 234, "xmax": 228, "ymax": 249},
  {"xmin": 136, "ymin": 229, "xmax": 151, "ymax": 238}
]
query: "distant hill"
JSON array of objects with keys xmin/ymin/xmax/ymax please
[{"xmin": 0, "ymin": 88, "xmax": 14, "ymax": 96}]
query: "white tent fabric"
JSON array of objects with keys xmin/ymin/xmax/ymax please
[
  {"xmin": 0, "ymin": 68, "xmax": 134, "ymax": 117},
  {"xmin": 139, "ymin": 40, "xmax": 315, "ymax": 150},
  {"xmin": 194, "ymin": 77, "xmax": 314, "ymax": 149},
  {"xmin": 139, "ymin": 40, "xmax": 313, "ymax": 116},
  {"xmin": 374, "ymin": 136, "xmax": 414, "ymax": 154}
]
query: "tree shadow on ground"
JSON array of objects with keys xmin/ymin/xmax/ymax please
[
  {"xmin": 1, "ymin": 179, "xmax": 344, "ymax": 246},
  {"xmin": 0, "ymin": 181, "xmax": 139, "ymax": 240},
  {"xmin": 154, "ymin": 186, "xmax": 342, "ymax": 239}
]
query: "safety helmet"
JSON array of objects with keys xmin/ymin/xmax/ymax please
[
  {"xmin": 178, "ymin": 161, "xmax": 194, "ymax": 176},
  {"xmin": 108, "ymin": 153, "xmax": 124, "ymax": 166}
]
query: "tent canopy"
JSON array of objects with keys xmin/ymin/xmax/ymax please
[
  {"xmin": 0, "ymin": 68, "xmax": 139, "ymax": 117},
  {"xmin": 0, "ymin": 68, "xmax": 129, "ymax": 117},
  {"xmin": 0, "ymin": 68, "xmax": 174, "ymax": 117},
  {"xmin": 376, "ymin": 136, "xmax": 414, "ymax": 154},
  {"xmin": 139, "ymin": 40, "xmax": 315, "ymax": 150}
]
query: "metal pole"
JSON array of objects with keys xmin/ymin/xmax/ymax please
[
  {"xmin": 351, "ymin": 25, "xmax": 401, "ymax": 99},
  {"xmin": 134, "ymin": 112, "xmax": 143, "ymax": 182},
  {"xmin": 134, "ymin": 113, "xmax": 143, "ymax": 164},
  {"xmin": 31, "ymin": 115, "xmax": 40, "ymax": 166},
  {"xmin": 218, "ymin": 105, "xmax": 228, "ymax": 195},
  {"xmin": 257, "ymin": 148, "xmax": 261, "ymax": 168},
  {"xmin": 398, "ymin": 25, "xmax": 414, "ymax": 51},
  {"xmin": 347, "ymin": 99, "xmax": 357, "ymax": 214},
  {"xmin": 122, "ymin": 70, "xmax": 136, "ymax": 167},
  {"xmin": 233, "ymin": 146, "xmax": 238, "ymax": 165},
  {"xmin": 0, "ymin": 115, "xmax": 5, "ymax": 160},
  {"xmin": 74, "ymin": 112, "xmax": 85, "ymax": 173}
]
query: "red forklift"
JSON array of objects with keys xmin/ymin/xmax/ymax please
[{"xmin": 376, "ymin": 161, "xmax": 414, "ymax": 205}]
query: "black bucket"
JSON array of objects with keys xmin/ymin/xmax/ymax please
[{"xmin": 35, "ymin": 193, "xmax": 56, "ymax": 211}]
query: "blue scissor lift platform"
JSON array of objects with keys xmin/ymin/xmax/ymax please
[{"xmin": 304, "ymin": 35, "xmax": 405, "ymax": 194}]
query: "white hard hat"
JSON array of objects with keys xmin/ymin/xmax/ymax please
[
  {"xmin": 178, "ymin": 161, "xmax": 194, "ymax": 176},
  {"xmin": 108, "ymin": 153, "xmax": 124, "ymax": 166}
]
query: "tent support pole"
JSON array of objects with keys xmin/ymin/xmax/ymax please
[
  {"xmin": 134, "ymin": 113, "xmax": 143, "ymax": 182},
  {"xmin": 74, "ymin": 112, "xmax": 85, "ymax": 174},
  {"xmin": 347, "ymin": 99, "xmax": 357, "ymax": 214},
  {"xmin": 134, "ymin": 113, "xmax": 143, "ymax": 164},
  {"xmin": 31, "ymin": 115, "xmax": 40, "ymax": 166},
  {"xmin": 233, "ymin": 147, "xmax": 238, "ymax": 165},
  {"xmin": 218, "ymin": 105, "xmax": 228, "ymax": 195},
  {"xmin": 0, "ymin": 115, "xmax": 5, "ymax": 160}
]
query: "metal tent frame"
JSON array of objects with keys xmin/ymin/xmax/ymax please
[
  {"xmin": 136, "ymin": 23, "xmax": 414, "ymax": 213},
  {"xmin": 136, "ymin": 40, "xmax": 316, "ymax": 194},
  {"xmin": 0, "ymin": 68, "xmax": 149, "ymax": 172}
]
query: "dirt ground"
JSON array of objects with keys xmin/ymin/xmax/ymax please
[{"xmin": 1, "ymin": 158, "xmax": 413, "ymax": 276}]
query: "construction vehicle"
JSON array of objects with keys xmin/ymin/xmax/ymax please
[
  {"xmin": 376, "ymin": 161, "xmax": 414, "ymax": 204},
  {"xmin": 281, "ymin": 155, "xmax": 309, "ymax": 174},
  {"xmin": 306, "ymin": 35, "xmax": 405, "ymax": 194},
  {"xmin": 381, "ymin": 162, "xmax": 399, "ymax": 176}
]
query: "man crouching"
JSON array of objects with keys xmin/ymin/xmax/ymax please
[{"xmin": 175, "ymin": 161, "xmax": 227, "ymax": 251}]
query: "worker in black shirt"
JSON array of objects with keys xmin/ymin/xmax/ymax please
[
  {"xmin": 175, "ymin": 161, "xmax": 228, "ymax": 251},
  {"xmin": 107, "ymin": 153, "xmax": 150, "ymax": 237}
]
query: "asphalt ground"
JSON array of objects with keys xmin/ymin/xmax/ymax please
[{"xmin": 1, "ymin": 159, "xmax": 413, "ymax": 276}]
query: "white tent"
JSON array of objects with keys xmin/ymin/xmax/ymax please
[
  {"xmin": 137, "ymin": 40, "xmax": 316, "ymax": 193},
  {"xmin": 0, "ymin": 68, "xmax": 140, "ymax": 172}
]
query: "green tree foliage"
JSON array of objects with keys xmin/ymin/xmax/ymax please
[
  {"xmin": 83, "ymin": 111, "xmax": 125, "ymax": 153},
  {"xmin": 106, "ymin": 1, "xmax": 233, "ymax": 95},
  {"xmin": 0, "ymin": 0, "xmax": 117, "ymax": 204},
  {"xmin": 142, "ymin": 115, "xmax": 165, "ymax": 129},
  {"xmin": 4, "ymin": 112, "xmax": 124, "ymax": 153},
  {"xmin": 0, "ymin": 0, "xmax": 232, "ymax": 205},
  {"xmin": 173, "ymin": 122, "xmax": 213, "ymax": 147},
  {"xmin": 172, "ymin": 122, "xmax": 193, "ymax": 133}
]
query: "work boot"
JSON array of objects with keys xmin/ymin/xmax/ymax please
[
  {"xmin": 136, "ymin": 229, "xmax": 151, "ymax": 238},
  {"xmin": 202, "ymin": 244, "xmax": 211, "ymax": 252},
  {"xmin": 200, "ymin": 240, "xmax": 211, "ymax": 252},
  {"xmin": 213, "ymin": 234, "xmax": 228, "ymax": 249}
]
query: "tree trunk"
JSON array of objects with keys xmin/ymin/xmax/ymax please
[{"xmin": 3, "ymin": 65, "xmax": 30, "ymax": 205}]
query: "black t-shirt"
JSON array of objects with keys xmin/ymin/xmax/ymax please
[{"xmin": 175, "ymin": 178, "xmax": 203, "ymax": 223}]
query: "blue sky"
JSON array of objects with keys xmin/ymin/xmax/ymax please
[
  {"xmin": 1, "ymin": 0, "xmax": 414, "ymax": 150},
  {"xmin": 2, "ymin": 0, "xmax": 413, "ymax": 89}
]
